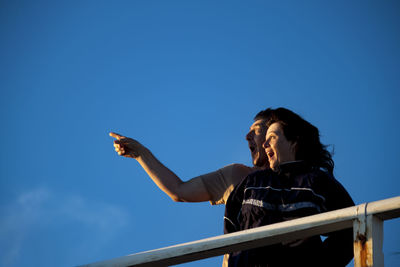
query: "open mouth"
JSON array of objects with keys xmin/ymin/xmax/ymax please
[{"xmin": 266, "ymin": 150, "xmax": 274, "ymax": 158}]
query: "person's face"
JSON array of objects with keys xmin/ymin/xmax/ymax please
[
  {"xmin": 246, "ymin": 119, "xmax": 268, "ymax": 167},
  {"xmin": 263, "ymin": 122, "xmax": 296, "ymax": 171}
]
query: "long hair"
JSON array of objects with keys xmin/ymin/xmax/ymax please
[{"xmin": 266, "ymin": 108, "xmax": 334, "ymax": 173}]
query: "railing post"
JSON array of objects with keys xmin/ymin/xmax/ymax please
[{"xmin": 354, "ymin": 203, "xmax": 384, "ymax": 267}]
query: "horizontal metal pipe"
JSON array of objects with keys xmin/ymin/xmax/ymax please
[{"xmin": 80, "ymin": 196, "xmax": 400, "ymax": 267}]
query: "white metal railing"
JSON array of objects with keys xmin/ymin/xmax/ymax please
[{"xmin": 80, "ymin": 196, "xmax": 400, "ymax": 267}]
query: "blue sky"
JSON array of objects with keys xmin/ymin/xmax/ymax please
[{"xmin": 1, "ymin": 1, "xmax": 399, "ymax": 266}]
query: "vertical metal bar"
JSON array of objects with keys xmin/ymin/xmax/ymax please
[
  {"xmin": 354, "ymin": 203, "xmax": 367, "ymax": 267},
  {"xmin": 367, "ymin": 215, "xmax": 384, "ymax": 267},
  {"xmin": 354, "ymin": 202, "xmax": 384, "ymax": 267}
]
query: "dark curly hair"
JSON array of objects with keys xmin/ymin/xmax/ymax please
[
  {"xmin": 254, "ymin": 108, "xmax": 273, "ymax": 121},
  {"xmin": 266, "ymin": 107, "xmax": 334, "ymax": 173}
]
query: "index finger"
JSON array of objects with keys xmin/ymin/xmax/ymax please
[{"xmin": 109, "ymin": 132, "xmax": 125, "ymax": 140}]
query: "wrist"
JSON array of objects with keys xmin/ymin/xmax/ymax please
[{"xmin": 135, "ymin": 146, "xmax": 151, "ymax": 160}]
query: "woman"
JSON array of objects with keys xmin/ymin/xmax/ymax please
[{"xmin": 224, "ymin": 108, "xmax": 354, "ymax": 267}]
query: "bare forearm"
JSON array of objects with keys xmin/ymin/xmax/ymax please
[
  {"xmin": 136, "ymin": 148, "xmax": 185, "ymax": 201},
  {"xmin": 110, "ymin": 132, "xmax": 211, "ymax": 202}
]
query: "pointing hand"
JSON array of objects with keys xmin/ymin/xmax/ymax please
[{"xmin": 109, "ymin": 132, "xmax": 143, "ymax": 158}]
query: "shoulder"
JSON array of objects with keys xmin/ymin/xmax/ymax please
[
  {"xmin": 307, "ymin": 168, "xmax": 340, "ymax": 186},
  {"xmin": 220, "ymin": 163, "xmax": 253, "ymax": 172},
  {"xmin": 306, "ymin": 169, "xmax": 354, "ymax": 208},
  {"xmin": 219, "ymin": 164, "xmax": 253, "ymax": 182}
]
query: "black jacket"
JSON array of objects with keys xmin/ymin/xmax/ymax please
[{"xmin": 224, "ymin": 161, "xmax": 354, "ymax": 267}]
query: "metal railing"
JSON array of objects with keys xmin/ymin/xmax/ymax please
[{"xmin": 81, "ymin": 196, "xmax": 400, "ymax": 267}]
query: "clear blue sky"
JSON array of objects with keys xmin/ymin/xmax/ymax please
[{"xmin": 1, "ymin": 1, "xmax": 399, "ymax": 266}]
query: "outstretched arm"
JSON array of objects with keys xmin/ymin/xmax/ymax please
[{"xmin": 109, "ymin": 132, "xmax": 212, "ymax": 202}]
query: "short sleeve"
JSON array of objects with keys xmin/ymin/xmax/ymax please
[{"xmin": 199, "ymin": 164, "xmax": 253, "ymax": 205}]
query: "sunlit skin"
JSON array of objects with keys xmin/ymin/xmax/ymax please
[
  {"xmin": 246, "ymin": 119, "xmax": 269, "ymax": 168},
  {"xmin": 109, "ymin": 119, "xmax": 269, "ymax": 204},
  {"xmin": 110, "ymin": 132, "xmax": 143, "ymax": 158},
  {"xmin": 109, "ymin": 124, "xmax": 269, "ymax": 204},
  {"xmin": 263, "ymin": 122, "xmax": 296, "ymax": 171},
  {"xmin": 112, "ymin": 120, "xmax": 269, "ymax": 168}
]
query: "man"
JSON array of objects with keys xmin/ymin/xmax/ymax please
[
  {"xmin": 109, "ymin": 109, "xmax": 271, "ymax": 205},
  {"xmin": 224, "ymin": 108, "xmax": 354, "ymax": 267}
]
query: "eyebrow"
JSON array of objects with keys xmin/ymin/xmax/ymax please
[
  {"xmin": 253, "ymin": 122, "xmax": 266, "ymax": 127},
  {"xmin": 266, "ymin": 130, "xmax": 278, "ymax": 136}
]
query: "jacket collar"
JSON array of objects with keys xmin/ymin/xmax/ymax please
[{"xmin": 275, "ymin": 160, "xmax": 313, "ymax": 175}]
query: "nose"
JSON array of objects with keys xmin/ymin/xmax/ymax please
[
  {"xmin": 246, "ymin": 131, "xmax": 253, "ymax": 141},
  {"xmin": 262, "ymin": 140, "xmax": 269, "ymax": 149}
]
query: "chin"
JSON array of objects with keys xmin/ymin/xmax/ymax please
[
  {"xmin": 270, "ymin": 163, "xmax": 278, "ymax": 171},
  {"xmin": 253, "ymin": 156, "xmax": 263, "ymax": 166}
]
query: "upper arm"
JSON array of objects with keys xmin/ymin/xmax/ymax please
[
  {"xmin": 318, "ymin": 173, "xmax": 354, "ymax": 211},
  {"xmin": 177, "ymin": 164, "xmax": 252, "ymax": 204},
  {"xmin": 314, "ymin": 173, "xmax": 355, "ymax": 266},
  {"xmin": 174, "ymin": 176, "xmax": 212, "ymax": 202}
]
